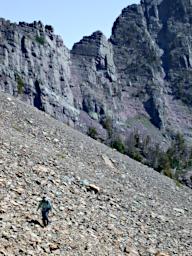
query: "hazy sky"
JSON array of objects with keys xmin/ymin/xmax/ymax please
[{"xmin": 0, "ymin": 0, "xmax": 140, "ymax": 49}]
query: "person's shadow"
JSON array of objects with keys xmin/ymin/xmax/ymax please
[{"xmin": 27, "ymin": 219, "xmax": 44, "ymax": 227}]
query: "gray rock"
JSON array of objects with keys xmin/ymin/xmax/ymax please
[{"xmin": 1, "ymin": 0, "xmax": 192, "ymax": 184}]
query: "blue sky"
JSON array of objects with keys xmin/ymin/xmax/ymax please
[{"xmin": 0, "ymin": 0, "xmax": 140, "ymax": 49}]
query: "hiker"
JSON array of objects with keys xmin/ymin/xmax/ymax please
[{"xmin": 37, "ymin": 196, "xmax": 52, "ymax": 227}]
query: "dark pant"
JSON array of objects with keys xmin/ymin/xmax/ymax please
[{"xmin": 42, "ymin": 209, "xmax": 50, "ymax": 226}]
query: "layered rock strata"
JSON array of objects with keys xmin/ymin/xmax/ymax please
[{"xmin": 1, "ymin": 0, "xmax": 192, "ymax": 143}]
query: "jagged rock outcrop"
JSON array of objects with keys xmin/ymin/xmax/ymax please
[
  {"xmin": 0, "ymin": 19, "xmax": 75, "ymax": 125},
  {"xmin": 110, "ymin": 2, "xmax": 166, "ymax": 131},
  {"xmin": 70, "ymin": 31, "xmax": 117, "ymax": 135},
  {"xmin": 1, "ymin": 0, "xmax": 192, "ymax": 144},
  {"xmin": 0, "ymin": 92, "xmax": 192, "ymax": 255}
]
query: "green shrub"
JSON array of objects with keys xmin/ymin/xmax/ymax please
[
  {"xmin": 175, "ymin": 179, "xmax": 182, "ymax": 187},
  {"xmin": 101, "ymin": 116, "xmax": 113, "ymax": 137},
  {"xmin": 163, "ymin": 168, "xmax": 173, "ymax": 179},
  {"xmin": 16, "ymin": 75, "xmax": 24, "ymax": 94},
  {"xmin": 167, "ymin": 133, "xmax": 186, "ymax": 170},
  {"xmin": 111, "ymin": 138, "xmax": 125, "ymax": 154},
  {"xmin": 35, "ymin": 36, "xmax": 45, "ymax": 45},
  {"xmin": 156, "ymin": 152, "xmax": 170, "ymax": 172},
  {"xmin": 130, "ymin": 150, "xmax": 143, "ymax": 162},
  {"xmin": 104, "ymin": 128, "xmax": 192, "ymax": 186},
  {"xmin": 87, "ymin": 127, "xmax": 98, "ymax": 140}
]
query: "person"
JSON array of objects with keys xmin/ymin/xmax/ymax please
[{"xmin": 37, "ymin": 196, "xmax": 52, "ymax": 227}]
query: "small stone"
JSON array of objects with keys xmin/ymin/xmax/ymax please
[
  {"xmin": 80, "ymin": 179, "xmax": 89, "ymax": 186},
  {"xmin": 124, "ymin": 246, "xmax": 139, "ymax": 255},
  {"xmin": 155, "ymin": 252, "xmax": 170, "ymax": 256},
  {"xmin": 14, "ymin": 187, "xmax": 25, "ymax": 195},
  {"xmin": 102, "ymin": 155, "xmax": 115, "ymax": 169},
  {"xmin": 173, "ymin": 208, "xmax": 185, "ymax": 214},
  {"xmin": 49, "ymin": 243, "xmax": 60, "ymax": 251},
  {"xmin": 87, "ymin": 184, "xmax": 100, "ymax": 193}
]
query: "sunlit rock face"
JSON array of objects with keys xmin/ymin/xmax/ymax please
[{"xmin": 1, "ymin": 0, "xmax": 192, "ymax": 144}]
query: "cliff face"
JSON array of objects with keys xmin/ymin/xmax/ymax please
[
  {"xmin": 1, "ymin": 0, "xmax": 192, "ymax": 144},
  {"xmin": 0, "ymin": 19, "xmax": 74, "ymax": 124}
]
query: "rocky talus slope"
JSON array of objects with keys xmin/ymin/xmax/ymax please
[{"xmin": 0, "ymin": 92, "xmax": 192, "ymax": 255}]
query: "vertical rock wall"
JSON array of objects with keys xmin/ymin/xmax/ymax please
[{"xmin": 1, "ymin": 0, "xmax": 192, "ymax": 143}]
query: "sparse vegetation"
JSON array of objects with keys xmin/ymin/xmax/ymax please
[
  {"xmin": 124, "ymin": 130, "xmax": 144, "ymax": 163},
  {"xmin": 129, "ymin": 150, "xmax": 143, "ymax": 162},
  {"xmin": 16, "ymin": 74, "xmax": 24, "ymax": 94},
  {"xmin": 35, "ymin": 35, "xmax": 45, "ymax": 45},
  {"xmin": 174, "ymin": 77, "xmax": 192, "ymax": 106},
  {"xmin": 101, "ymin": 116, "xmax": 113, "ymax": 137},
  {"xmin": 139, "ymin": 132, "xmax": 192, "ymax": 183},
  {"xmin": 111, "ymin": 137, "xmax": 125, "ymax": 154},
  {"xmin": 87, "ymin": 127, "xmax": 98, "ymax": 140},
  {"xmin": 107, "ymin": 129, "xmax": 192, "ymax": 185}
]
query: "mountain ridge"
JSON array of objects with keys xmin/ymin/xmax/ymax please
[
  {"xmin": 0, "ymin": 0, "xmax": 190, "ymax": 138},
  {"xmin": 1, "ymin": 0, "xmax": 192, "ymax": 183}
]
